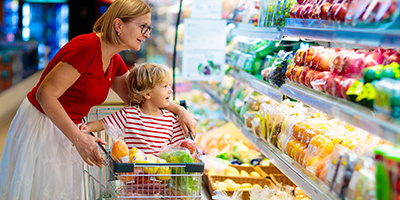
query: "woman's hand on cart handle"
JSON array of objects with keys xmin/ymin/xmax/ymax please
[
  {"xmin": 74, "ymin": 131, "xmax": 107, "ymax": 168},
  {"xmin": 178, "ymin": 108, "xmax": 197, "ymax": 138}
]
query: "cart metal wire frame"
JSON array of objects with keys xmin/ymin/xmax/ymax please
[{"xmin": 82, "ymin": 101, "xmax": 204, "ymax": 199}]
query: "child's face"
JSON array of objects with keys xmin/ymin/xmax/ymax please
[{"xmin": 148, "ymin": 80, "xmax": 173, "ymax": 108}]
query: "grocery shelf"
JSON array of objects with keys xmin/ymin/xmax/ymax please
[
  {"xmin": 280, "ymin": 82, "xmax": 400, "ymax": 144},
  {"xmin": 281, "ymin": 19, "xmax": 400, "ymax": 48},
  {"xmin": 196, "ymin": 81, "xmax": 339, "ymax": 200},
  {"xmin": 230, "ymin": 23, "xmax": 282, "ymax": 41},
  {"xmin": 229, "ymin": 69, "xmax": 283, "ymax": 103}
]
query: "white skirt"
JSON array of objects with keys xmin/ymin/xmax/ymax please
[{"xmin": 0, "ymin": 98, "xmax": 83, "ymax": 200}]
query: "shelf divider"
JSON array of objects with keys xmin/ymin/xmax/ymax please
[
  {"xmin": 229, "ymin": 70, "xmax": 283, "ymax": 103},
  {"xmin": 230, "ymin": 23, "xmax": 282, "ymax": 41}
]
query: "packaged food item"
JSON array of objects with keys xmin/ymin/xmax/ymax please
[
  {"xmin": 268, "ymin": 50, "xmax": 293, "ymax": 87},
  {"xmin": 374, "ymin": 145, "xmax": 394, "ymax": 200},
  {"xmin": 310, "ymin": 71, "xmax": 333, "ymax": 92},
  {"xmin": 346, "ymin": 80, "xmax": 376, "ymax": 109},
  {"xmin": 373, "ymin": 78, "xmax": 400, "ymax": 119},
  {"xmin": 344, "ymin": 153, "xmax": 376, "ymax": 200},
  {"xmin": 332, "ymin": 148, "xmax": 358, "ymax": 199},
  {"xmin": 324, "ymin": 145, "xmax": 347, "ymax": 190},
  {"xmin": 244, "ymin": 111, "xmax": 258, "ymax": 128}
]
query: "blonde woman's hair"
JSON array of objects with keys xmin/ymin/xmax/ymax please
[
  {"xmin": 93, "ymin": 0, "xmax": 151, "ymax": 45},
  {"xmin": 128, "ymin": 63, "xmax": 172, "ymax": 105}
]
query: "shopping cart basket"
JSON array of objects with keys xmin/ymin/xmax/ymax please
[{"xmin": 82, "ymin": 101, "xmax": 204, "ymax": 199}]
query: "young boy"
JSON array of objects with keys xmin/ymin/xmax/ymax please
[{"xmin": 83, "ymin": 63, "xmax": 186, "ymax": 155}]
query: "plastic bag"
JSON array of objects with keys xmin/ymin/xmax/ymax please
[
  {"xmin": 214, "ymin": 190, "xmax": 243, "ymax": 200},
  {"xmin": 105, "ymin": 123, "xmax": 129, "ymax": 163},
  {"xmin": 268, "ymin": 51, "xmax": 293, "ymax": 87}
]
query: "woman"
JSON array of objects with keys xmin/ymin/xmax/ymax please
[{"xmin": 0, "ymin": 0, "xmax": 196, "ymax": 199}]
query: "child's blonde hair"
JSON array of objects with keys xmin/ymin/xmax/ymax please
[{"xmin": 128, "ymin": 63, "xmax": 172, "ymax": 105}]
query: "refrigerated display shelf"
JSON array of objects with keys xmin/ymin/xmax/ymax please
[
  {"xmin": 195, "ymin": 81, "xmax": 339, "ymax": 200},
  {"xmin": 230, "ymin": 23, "xmax": 282, "ymax": 41},
  {"xmin": 281, "ymin": 19, "xmax": 400, "ymax": 48},
  {"xmin": 226, "ymin": 68, "xmax": 400, "ymax": 144},
  {"xmin": 229, "ymin": 69, "xmax": 283, "ymax": 103},
  {"xmin": 280, "ymin": 82, "xmax": 400, "ymax": 144},
  {"xmin": 231, "ymin": 19, "xmax": 400, "ymax": 48}
]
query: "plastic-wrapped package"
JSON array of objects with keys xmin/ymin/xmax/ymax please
[
  {"xmin": 374, "ymin": 145, "xmax": 393, "ymax": 200},
  {"xmin": 105, "ymin": 123, "xmax": 129, "ymax": 163},
  {"xmin": 329, "ymin": 0, "xmax": 351, "ymax": 22},
  {"xmin": 332, "ymin": 148, "xmax": 358, "ymax": 199},
  {"xmin": 244, "ymin": 111, "xmax": 258, "ymax": 128},
  {"xmin": 294, "ymin": 49, "xmax": 306, "ymax": 66},
  {"xmin": 345, "ymin": 152, "xmax": 375, "ymax": 200},
  {"xmin": 311, "ymin": 71, "xmax": 333, "ymax": 92},
  {"xmin": 316, "ymin": 0, "xmax": 333, "ymax": 20},
  {"xmin": 314, "ymin": 48, "xmax": 339, "ymax": 71},
  {"xmin": 252, "ymin": 117, "xmax": 262, "ymax": 138},
  {"xmin": 277, "ymin": 115, "xmax": 304, "ymax": 152},
  {"xmin": 285, "ymin": 64, "xmax": 295, "ymax": 81},
  {"xmin": 324, "ymin": 145, "xmax": 347, "ymax": 190},
  {"xmin": 298, "ymin": 67, "xmax": 310, "ymax": 86},
  {"xmin": 316, "ymin": 155, "xmax": 331, "ymax": 181},
  {"xmin": 373, "ymin": 78, "xmax": 400, "ymax": 118},
  {"xmin": 346, "ymin": 80, "xmax": 375, "ymax": 109},
  {"xmin": 303, "ymin": 134, "xmax": 334, "ymax": 172},
  {"xmin": 339, "ymin": 51, "xmax": 366, "ymax": 79},
  {"xmin": 268, "ymin": 51, "xmax": 294, "ymax": 87}
]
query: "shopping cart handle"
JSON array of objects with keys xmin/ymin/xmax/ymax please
[{"xmin": 88, "ymin": 132, "xmax": 115, "ymax": 163}]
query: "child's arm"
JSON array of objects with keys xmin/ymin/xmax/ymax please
[{"xmin": 80, "ymin": 120, "xmax": 105, "ymax": 133}]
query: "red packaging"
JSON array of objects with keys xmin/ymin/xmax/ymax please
[
  {"xmin": 305, "ymin": 68, "xmax": 316, "ymax": 87},
  {"xmin": 311, "ymin": 71, "xmax": 334, "ymax": 92}
]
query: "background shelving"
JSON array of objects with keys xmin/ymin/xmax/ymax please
[
  {"xmin": 280, "ymin": 82, "xmax": 400, "ymax": 145},
  {"xmin": 196, "ymin": 81, "xmax": 339, "ymax": 200},
  {"xmin": 281, "ymin": 19, "xmax": 400, "ymax": 48},
  {"xmin": 230, "ymin": 23, "xmax": 282, "ymax": 41},
  {"xmin": 229, "ymin": 69, "xmax": 283, "ymax": 103},
  {"xmin": 229, "ymin": 68, "xmax": 400, "ymax": 145}
]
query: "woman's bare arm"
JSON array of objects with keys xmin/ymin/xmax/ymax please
[{"xmin": 36, "ymin": 61, "xmax": 106, "ymax": 167}]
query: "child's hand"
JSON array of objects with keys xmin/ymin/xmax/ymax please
[{"xmin": 77, "ymin": 123, "xmax": 89, "ymax": 134}]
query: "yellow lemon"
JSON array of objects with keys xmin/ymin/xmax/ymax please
[
  {"xmin": 156, "ymin": 159, "xmax": 171, "ymax": 181},
  {"xmin": 224, "ymin": 179, "xmax": 237, "ymax": 190},
  {"xmin": 215, "ymin": 181, "xmax": 227, "ymax": 190},
  {"xmin": 224, "ymin": 167, "xmax": 239, "ymax": 176},
  {"xmin": 250, "ymin": 171, "xmax": 261, "ymax": 177},
  {"xmin": 129, "ymin": 147, "xmax": 147, "ymax": 163},
  {"xmin": 240, "ymin": 170, "xmax": 250, "ymax": 177},
  {"xmin": 143, "ymin": 154, "xmax": 159, "ymax": 174},
  {"xmin": 239, "ymin": 183, "xmax": 252, "ymax": 190},
  {"xmin": 252, "ymin": 184, "xmax": 263, "ymax": 190},
  {"xmin": 208, "ymin": 167, "xmax": 216, "ymax": 175}
]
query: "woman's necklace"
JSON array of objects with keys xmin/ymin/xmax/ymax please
[{"xmin": 108, "ymin": 57, "xmax": 113, "ymax": 81}]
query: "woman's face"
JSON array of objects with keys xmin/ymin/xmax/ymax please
[{"xmin": 121, "ymin": 13, "xmax": 151, "ymax": 51}]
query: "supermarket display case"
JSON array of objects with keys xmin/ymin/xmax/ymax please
[{"xmin": 194, "ymin": 0, "xmax": 400, "ymax": 199}]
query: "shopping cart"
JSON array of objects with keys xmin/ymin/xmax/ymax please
[{"xmin": 82, "ymin": 101, "xmax": 204, "ymax": 200}]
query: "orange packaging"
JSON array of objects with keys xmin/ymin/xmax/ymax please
[{"xmin": 111, "ymin": 139, "xmax": 129, "ymax": 163}]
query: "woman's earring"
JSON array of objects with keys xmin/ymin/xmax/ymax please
[{"xmin": 118, "ymin": 32, "xmax": 121, "ymax": 36}]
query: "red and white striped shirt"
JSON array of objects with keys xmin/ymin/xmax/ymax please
[{"xmin": 102, "ymin": 105, "xmax": 185, "ymax": 155}]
